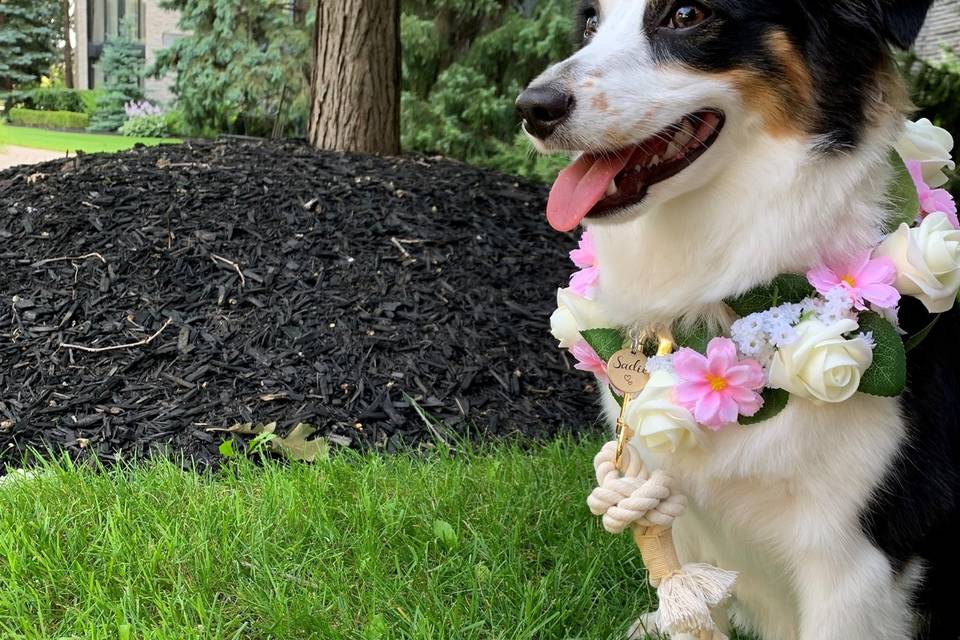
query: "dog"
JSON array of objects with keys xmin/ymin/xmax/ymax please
[{"xmin": 517, "ymin": 1, "xmax": 960, "ymax": 639}]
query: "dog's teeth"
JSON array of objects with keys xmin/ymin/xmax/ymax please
[
  {"xmin": 606, "ymin": 180, "xmax": 618, "ymax": 196},
  {"xmin": 674, "ymin": 121, "xmax": 694, "ymax": 147},
  {"xmin": 650, "ymin": 155, "xmax": 661, "ymax": 167},
  {"xmin": 666, "ymin": 141, "xmax": 681, "ymax": 159}
]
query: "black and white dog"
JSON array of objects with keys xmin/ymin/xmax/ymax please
[{"xmin": 518, "ymin": 1, "xmax": 960, "ymax": 639}]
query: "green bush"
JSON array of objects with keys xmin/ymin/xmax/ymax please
[
  {"xmin": 150, "ymin": 0, "xmax": 312, "ymax": 138},
  {"xmin": 400, "ymin": 0, "xmax": 574, "ymax": 181},
  {"xmin": 900, "ymin": 50, "xmax": 960, "ymax": 134},
  {"xmin": 119, "ymin": 114, "xmax": 168, "ymax": 137},
  {"xmin": 78, "ymin": 89, "xmax": 101, "ymax": 115},
  {"xmin": 9, "ymin": 107, "xmax": 90, "ymax": 129},
  {"xmin": 2, "ymin": 88, "xmax": 101, "ymax": 115},
  {"xmin": 22, "ymin": 87, "xmax": 86, "ymax": 113},
  {"xmin": 163, "ymin": 109, "xmax": 188, "ymax": 137}
]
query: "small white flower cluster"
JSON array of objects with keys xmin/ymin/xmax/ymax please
[
  {"xmin": 731, "ymin": 288, "xmax": 867, "ymax": 369},
  {"xmin": 730, "ymin": 301, "xmax": 802, "ymax": 368},
  {"xmin": 819, "ymin": 287, "xmax": 857, "ymax": 324},
  {"xmin": 644, "ymin": 355, "xmax": 675, "ymax": 375}
]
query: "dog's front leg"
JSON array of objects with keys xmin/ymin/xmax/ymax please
[{"xmin": 793, "ymin": 545, "xmax": 914, "ymax": 640}]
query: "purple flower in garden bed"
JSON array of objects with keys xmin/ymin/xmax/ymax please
[{"xmin": 124, "ymin": 100, "xmax": 164, "ymax": 118}]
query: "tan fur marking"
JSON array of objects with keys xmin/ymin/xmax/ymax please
[
  {"xmin": 592, "ymin": 93, "xmax": 610, "ymax": 112},
  {"xmin": 766, "ymin": 31, "xmax": 814, "ymax": 105},
  {"xmin": 715, "ymin": 31, "xmax": 814, "ymax": 138},
  {"xmin": 724, "ymin": 69, "xmax": 802, "ymax": 137}
]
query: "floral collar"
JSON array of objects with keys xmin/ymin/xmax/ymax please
[{"xmin": 550, "ymin": 118, "xmax": 958, "ymax": 454}]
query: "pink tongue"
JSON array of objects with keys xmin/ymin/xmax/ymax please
[{"xmin": 546, "ymin": 152, "xmax": 631, "ymax": 232}]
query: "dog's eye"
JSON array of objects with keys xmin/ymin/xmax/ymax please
[
  {"xmin": 583, "ymin": 11, "xmax": 600, "ymax": 40},
  {"xmin": 666, "ymin": 3, "xmax": 710, "ymax": 29}
]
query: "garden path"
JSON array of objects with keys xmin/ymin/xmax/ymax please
[{"xmin": 0, "ymin": 145, "xmax": 64, "ymax": 170}]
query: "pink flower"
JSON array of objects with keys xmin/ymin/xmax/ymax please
[
  {"xmin": 907, "ymin": 160, "xmax": 959, "ymax": 229},
  {"xmin": 569, "ymin": 230, "xmax": 600, "ymax": 298},
  {"xmin": 807, "ymin": 251, "xmax": 901, "ymax": 310},
  {"xmin": 570, "ymin": 340, "xmax": 609, "ymax": 385},
  {"xmin": 673, "ymin": 338, "xmax": 765, "ymax": 430}
]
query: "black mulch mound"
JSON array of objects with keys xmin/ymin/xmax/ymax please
[{"xmin": 0, "ymin": 140, "xmax": 601, "ymax": 466}]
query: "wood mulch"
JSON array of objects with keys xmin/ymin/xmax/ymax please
[{"xmin": 0, "ymin": 140, "xmax": 601, "ymax": 466}]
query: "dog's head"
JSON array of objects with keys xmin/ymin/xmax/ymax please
[{"xmin": 519, "ymin": 0, "xmax": 933, "ymax": 233}]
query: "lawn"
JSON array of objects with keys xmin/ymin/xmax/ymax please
[
  {"xmin": 0, "ymin": 439, "xmax": 659, "ymax": 640},
  {"xmin": 0, "ymin": 124, "xmax": 179, "ymax": 154}
]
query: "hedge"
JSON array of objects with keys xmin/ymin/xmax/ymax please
[
  {"xmin": 28, "ymin": 88, "xmax": 85, "ymax": 113},
  {"xmin": 1, "ymin": 88, "xmax": 101, "ymax": 115},
  {"xmin": 8, "ymin": 108, "xmax": 91, "ymax": 130}
]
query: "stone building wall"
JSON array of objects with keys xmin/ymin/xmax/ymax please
[{"xmin": 915, "ymin": 0, "xmax": 960, "ymax": 61}]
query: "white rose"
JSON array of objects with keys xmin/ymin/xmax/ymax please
[
  {"xmin": 550, "ymin": 306, "xmax": 580, "ymax": 349},
  {"xmin": 875, "ymin": 213, "xmax": 960, "ymax": 313},
  {"xmin": 767, "ymin": 319, "xmax": 873, "ymax": 404},
  {"xmin": 550, "ymin": 287, "xmax": 612, "ymax": 348},
  {"xmin": 625, "ymin": 370, "xmax": 703, "ymax": 454},
  {"xmin": 895, "ymin": 118, "xmax": 955, "ymax": 188}
]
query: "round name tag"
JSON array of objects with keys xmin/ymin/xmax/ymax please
[{"xmin": 606, "ymin": 349, "xmax": 650, "ymax": 394}]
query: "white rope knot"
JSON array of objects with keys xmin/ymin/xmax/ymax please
[
  {"xmin": 587, "ymin": 440, "xmax": 688, "ymax": 534},
  {"xmin": 587, "ymin": 439, "xmax": 737, "ymax": 640}
]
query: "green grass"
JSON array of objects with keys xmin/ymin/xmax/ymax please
[
  {"xmin": 0, "ymin": 439, "xmax": 659, "ymax": 640},
  {"xmin": 0, "ymin": 123, "xmax": 179, "ymax": 154}
]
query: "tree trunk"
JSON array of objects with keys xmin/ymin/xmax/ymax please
[
  {"xmin": 308, "ymin": 0, "xmax": 400, "ymax": 155},
  {"xmin": 62, "ymin": 0, "xmax": 74, "ymax": 89}
]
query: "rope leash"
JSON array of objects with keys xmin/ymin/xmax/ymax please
[{"xmin": 589, "ymin": 440, "xmax": 736, "ymax": 638}]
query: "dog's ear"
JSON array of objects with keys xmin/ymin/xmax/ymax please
[{"xmin": 880, "ymin": 0, "xmax": 935, "ymax": 49}]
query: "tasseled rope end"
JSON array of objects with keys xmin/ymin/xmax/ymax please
[
  {"xmin": 657, "ymin": 563, "xmax": 737, "ymax": 636},
  {"xmin": 634, "ymin": 526, "xmax": 737, "ymax": 637}
]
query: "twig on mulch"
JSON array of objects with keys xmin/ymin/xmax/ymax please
[
  {"xmin": 31, "ymin": 252, "xmax": 107, "ymax": 267},
  {"xmin": 390, "ymin": 237, "xmax": 417, "ymax": 264},
  {"xmin": 210, "ymin": 254, "xmax": 246, "ymax": 287},
  {"xmin": 60, "ymin": 318, "xmax": 173, "ymax": 353}
]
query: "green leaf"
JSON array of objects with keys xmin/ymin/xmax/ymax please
[
  {"xmin": 738, "ymin": 388, "xmax": 789, "ymax": 426},
  {"xmin": 249, "ymin": 431, "xmax": 278, "ymax": 454},
  {"xmin": 218, "ymin": 438, "xmax": 235, "ymax": 459},
  {"xmin": 725, "ymin": 274, "xmax": 814, "ymax": 318},
  {"xmin": 884, "ymin": 150, "xmax": 920, "ymax": 234},
  {"xmin": 858, "ymin": 311, "xmax": 907, "ymax": 397},
  {"xmin": 432, "ymin": 519, "xmax": 459, "ymax": 549},
  {"xmin": 905, "ymin": 315, "xmax": 940, "ymax": 352},
  {"xmin": 672, "ymin": 319, "xmax": 715, "ymax": 354},
  {"xmin": 580, "ymin": 328, "xmax": 626, "ymax": 363}
]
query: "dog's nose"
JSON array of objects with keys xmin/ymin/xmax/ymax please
[{"xmin": 516, "ymin": 85, "xmax": 573, "ymax": 140}]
